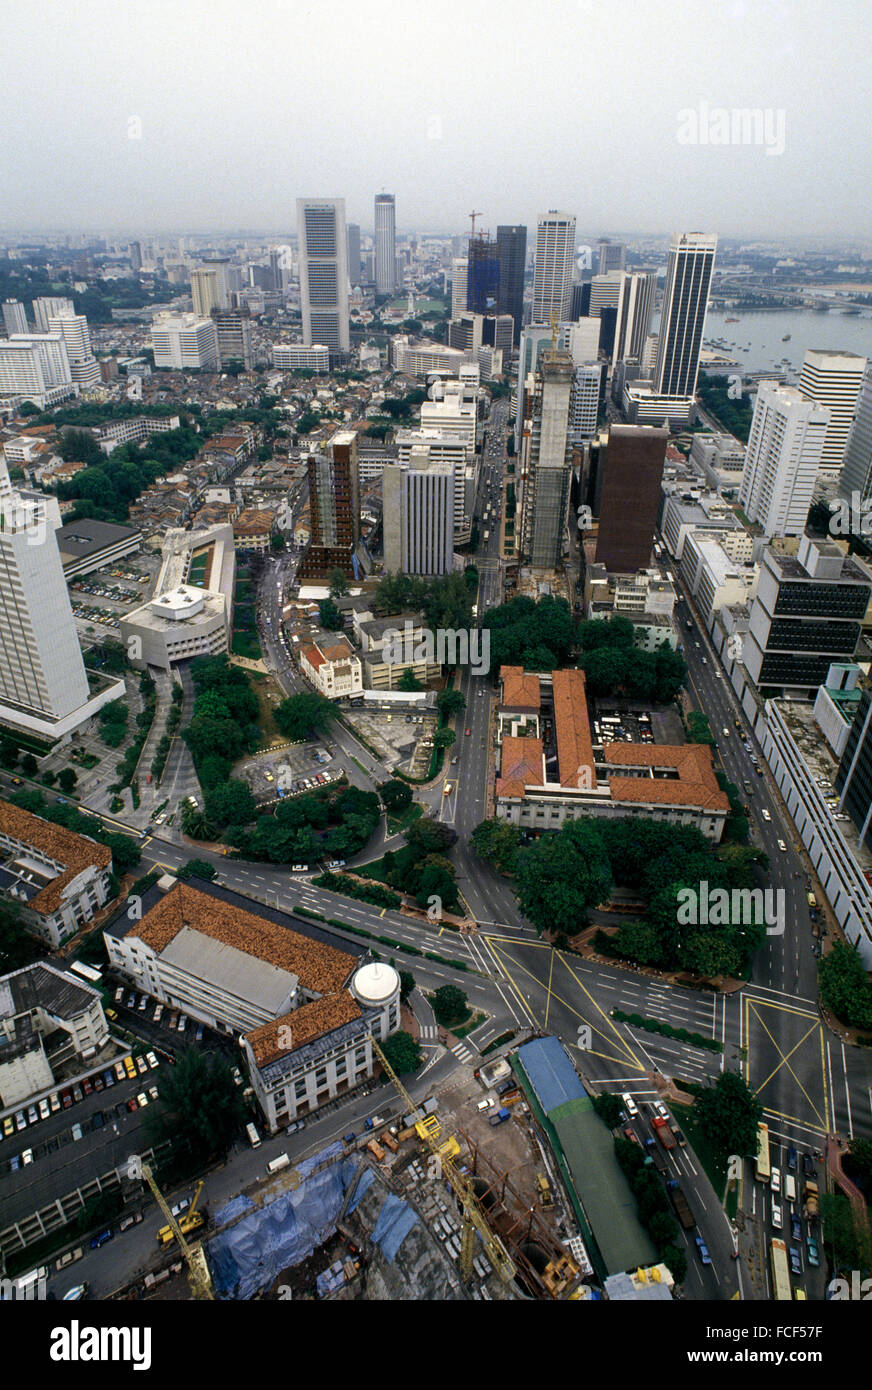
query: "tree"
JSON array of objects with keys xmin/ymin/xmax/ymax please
[
  {"xmin": 318, "ymin": 598, "xmax": 345, "ymax": 631},
  {"xmin": 0, "ymin": 737, "xmax": 18, "ymax": 770},
  {"xmin": 819, "ymin": 941, "xmax": 872, "ymax": 1029},
  {"xmin": 176, "ymin": 859, "xmax": 218, "ymax": 882},
  {"xmin": 686, "ymin": 711, "xmax": 715, "ymax": 746},
  {"xmin": 204, "ymin": 779, "xmax": 257, "ymax": 829},
  {"xmin": 0, "ymin": 900, "xmax": 40, "ymax": 973},
  {"xmin": 397, "ymin": 666, "xmax": 423, "ymax": 692},
  {"xmin": 270, "ymin": 533, "xmax": 286, "ymax": 551},
  {"xmin": 470, "ymin": 819, "xmax": 521, "ymax": 873},
  {"xmin": 399, "ymin": 969, "xmax": 416, "ymax": 1004},
  {"xmin": 274, "ymin": 692, "xmax": 336, "ymax": 742},
  {"xmin": 436, "ymin": 688, "xmax": 466, "ymax": 718},
  {"xmin": 405, "ymin": 816, "xmax": 457, "ymax": 855},
  {"xmin": 432, "ymin": 726, "xmax": 455, "ymax": 750},
  {"xmin": 58, "ymin": 767, "xmax": 78, "ymax": 794},
  {"xmin": 695, "ymin": 1072, "xmax": 762, "ymax": 1161},
  {"xmin": 380, "ymin": 779, "xmax": 412, "ymax": 813},
  {"xmin": 143, "ymin": 1046, "xmax": 246, "ymax": 1163},
  {"xmin": 328, "ymin": 567, "xmax": 349, "ymax": 598},
  {"xmin": 431, "ymin": 984, "xmax": 468, "ymax": 1027},
  {"xmin": 380, "ymin": 1030, "xmax": 422, "ymax": 1074},
  {"xmin": 514, "ymin": 820, "xmax": 613, "ymax": 936},
  {"xmin": 591, "ymin": 1092, "xmax": 623, "ymax": 1129},
  {"xmin": 21, "ymin": 753, "xmax": 38, "ymax": 776}
]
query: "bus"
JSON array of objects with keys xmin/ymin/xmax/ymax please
[
  {"xmin": 770, "ymin": 1237, "xmax": 792, "ymax": 1301},
  {"xmin": 68, "ymin": 961, "xmax": 102, "ymax": 986},
  {"xmin": 755, "ymin": 1122, "xmax": 771, "ymax": 1182}
]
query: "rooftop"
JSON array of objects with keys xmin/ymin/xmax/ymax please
[
  {"xmin": 553, "ymin": 668, "xmax": 596, "ymax": 789},
  {"xmin": 496, "ymin": 736, "xmax": 544, "ymax": 800},
  {"xmin": 499, "ymin": 666, "xmax": 541, "ymax": 711},
  {"xmin": 0, "ymin": 799, "xmax": 112, "ymax": 916}
]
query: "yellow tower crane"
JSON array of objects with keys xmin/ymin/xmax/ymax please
[
  {"xmin": 370, "ymin": 1037, "xmax": 516, "ymax": 1286},
  {"xmin": 140, "ymin": 1163, "xmax": 213, "ymax": 1301}
]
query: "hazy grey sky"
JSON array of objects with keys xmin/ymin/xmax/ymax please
[{"xmin": 2, "ymin": 0, "xmax": 869, "ymax": 239}]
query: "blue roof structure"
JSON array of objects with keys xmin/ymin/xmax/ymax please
[{"xmin": 515, "ymin": 1036, "xmax": 585, "ymax": 1115}]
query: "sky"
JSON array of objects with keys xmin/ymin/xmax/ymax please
[{"xmin": 2, "ymin": 0, "xmax": 870, "ymax": 241}]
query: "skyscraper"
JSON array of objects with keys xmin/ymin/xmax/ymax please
[
  {"xmin": 588, "ymin": 272, "xmax": 624, "ymax": 318},
  {"xmin": 739, "ymin": 382, "xmax": 829, "ymax": 537},
  {"xmin": 347, "ymin": 223, "xmax": 361, "ymax": 285},
  {"xmin": 594, "ymin": 425, "xmax": 668, "ymax": 572},
  {"xmin": 521, "ymin": 348, "xmax": 575, "ymax": 569},
  {"xmin": 374, "ymin": 194, "xmax": 396, "ymax": 296},
  {"xmin": 296, "ymin": 198, "xmax": 350, "ymax": 352},
  {"xmin": 2, "ymin": 300, "xmax": 28, "ymax": 336},
  {"xmin": 451, "ymin": 258, "xmax": 468, "ymax": 319},
  {"xmin": 191, "ymin": 266, "xmax": 229, "ymax": 318},
  {"xmin": 798, "ymin": 350, "xmax": 868, "ymax": 478},
  {"xmin": 212, "ymin": 308, "xmax": 253, "ymax": 371},
  {"xmin": 597, "ymin": 239, "xmax": 626, "ymax": 274},
  {"xmin": 466, "ymin": 237, "xmax": 500, "ymax": 314},
  {"xmin": 298, "ymin": 430, "xmax": 360, "ymax": 578},
  {"xmin": 839, "ymin": 360, "xmax": 872, "ymax": 502},
  {"xmin": 652, "ymin": 232, "xmax": 717, "ymax": 399},
  {"xmin": 611, "ymin": 272, "xmax": 656, "ymax": 366},
  {"xmin": 383, "ymin": 451, "xmax": 454, "ymax": 577},
  {"xmin": 47, "ymin": 313, "xmax": 101, "ymax": 388},
  {"xmin": 129, "ymin": 240, "xmax": 143, "ymax": 273},
  {"xmin": 0, "ymin": 334, "xmax": 74, "ymax": 409},
  {"xmin": 532, "ymin": 212, "xmax": 576, "ymax": 325},
  {"xmin": 31, "ymin": 297, "xmax": 74, "ymax": 332},
  {"xmin": 496, "ymin": 224, "xmax": 527, "ymax": 343}
]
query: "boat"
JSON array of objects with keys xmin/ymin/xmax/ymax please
[
  {"xmin": 726, "ymin": 316, "xmax": 740, "ymax": 323},
  {"xmin": 782, "ymin": 334, "xmax": 791, "ymax": 341}
]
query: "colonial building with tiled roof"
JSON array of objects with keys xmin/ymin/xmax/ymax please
[{"xmin": 0, "ymin": 799, "xmax": 115, "ymax": 949}]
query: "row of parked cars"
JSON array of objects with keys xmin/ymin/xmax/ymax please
[
  {"xmin": 2, "ymin": 1050, "xmax": 160, "ymax": 1144},
  {"xmin": 114, "ymin": 987, "xmax": 203, "ymax": 1039}
]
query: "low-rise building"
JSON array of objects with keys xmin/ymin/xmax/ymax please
[
  {"xmin": 0, "ymin": 799, "xmax": 114, "ymax": 949},
  {"xmin": 356, "ymin": 613, "xmax": 441, "ymax": 689},
  {"xmin": 120, "ymin": 522, "xmax": 235, "ymax": 670},
  {"xmin": 0, "ymin": 963, "xmax": 110, "ymax": 1108},
  {"xmin": 233, "ymin": 508, "xmax": 274, "ymax": 551},
  {"xmin": 55, "ymin": 518, "xmax": 141, "ymax": 578},
  {"xmin": 299, "ymin": 634, "xmax": 363, "ymax": 700}
]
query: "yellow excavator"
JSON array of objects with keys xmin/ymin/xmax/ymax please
[{"xmin": 156, "ymin": 1177, "xmax": 206, "ymax": 1247}]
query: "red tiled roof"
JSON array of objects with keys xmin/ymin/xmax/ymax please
[
  {"xmin": 0, "ymin": 798, "xmax": 112, "ymax": 915},
  {"xmin": 496, "ymin": 736, "xmax": 544, "ymax": 799},
  {"xmin": 500, "ymin": 665, "xmax": 541, "ymax": 711},
  {"xmin": 553, "ymin": 668, "xmax": 597, "ymax": 789},
  {"xmin": 603, "ymin": 743, "xmax": 730, "ymax": 812}
]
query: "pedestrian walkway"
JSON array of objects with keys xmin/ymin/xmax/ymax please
[
  {"xmin": 419, "ymin": 1024, "xmax": 439, "ymax": 1042},
  {"xmin": 451, "ymin": 1040, "xmax": 475, "ymax": 1065}
]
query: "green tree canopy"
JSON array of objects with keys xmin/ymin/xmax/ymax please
[
  {"xmin": 143, "ymin": 1046, "xmax": 247, "ymax": 1163},
  {"xmin": 695, "ymin": 1072, "xmax": 762, "ymax": 1161},
  {"xmin": 274, "ymin": 692, "xmax": 337, "ymax": 742},
  {"xmin": 380, "ymin": 1030, "xmax": 422, "ymax": 1075}
]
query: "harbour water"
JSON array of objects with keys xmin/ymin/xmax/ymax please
[{"xmin": 697, "ymin": 307, "xmax": 872, "ymax": 377}]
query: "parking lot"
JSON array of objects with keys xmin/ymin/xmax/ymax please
[
  {"xmin": 69, "ymin": 554, "xmax": 161, "ymax": 638},
  {"xmin": 236, "ymin": 743, "xmax": 341, "ymax": 804}
]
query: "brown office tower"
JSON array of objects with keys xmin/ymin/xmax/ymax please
[
  {"xmin": 593, "ymin": 424, "xmax": 667, "ymax": 572},
  {"xmin": 298, "ymin": 429, "xmax": 360, "ymax": 580}
]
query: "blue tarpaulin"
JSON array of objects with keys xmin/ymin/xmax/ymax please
[{"xmin": 370, "ymin": 1193, "xmax": 419, "ymax": 1264}]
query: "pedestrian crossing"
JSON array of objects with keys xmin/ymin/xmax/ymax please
[
  {"xmin": 451, "ymin": 1041, "xmax": 475, "ymax": 1064},
  {"xmin": 419, "ymin": 1025, "xmax": 439, "ymax": 1042}
]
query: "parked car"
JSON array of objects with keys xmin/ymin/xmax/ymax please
[
  {"xmin": 126, "ymin": 1098, "xmax": 138, "ymax": 1113},
  {"xmin": 2, "ymin": 1117, "xmax": 14, "ymax": 1138},
  {"xmin": 81, "ymin": 1079, "xmax": 93, "ymax": 1097},
  {"xmin": 92, "ymin": 1113, "xmax": 105, "ymax": 1130},
  {"xmin": 787, "ymin": 1145, "xmax": 798, "ymax": 1170},
  {"xmin": 10, "ymin": 1154, "xmax": 20, "ymax": 1171},
  {"xmin": 802, "ymin": 1153, "xmax": 816, "ymax": 1177},
  {"xmin": 148, "ymin": 1086, "xmax": 159, "ymax": 1101},
  {"xmin": 146, "ymin": 1051, "xmax": 159, "ymax": 1069},
  {"xmin": 806, "ymin": 1236, "xmax": 820, "ymax": 1267},
  {"xmin": 89, "ymin": 1229, "xmax": 113, "ymax": 1250},
  {"xmin": 27, "ymin": 1105, "xmax": 38, "ymax": 1125},
  {"xmin": 136, "ymin": 1055, "xmax": 148, "ymax": 1075},
  {"xmin": 60, "ymin": 1092, "xmax": 72, "ymax": 1110},
  {"xmin": 21, "ymin": 1148, "xmax": 33, "ymax": 1165},
  {"xmin": 136, "ymin": 1092, "xmax": 149, "ymax": 1108},
  {"xmin": 38, "ymin": 1098, "xmax": 50, "ymax": 1121},
  {"xmin": 789, "ymin": 1246, "xmax": 802, "ymax": 1276},
  {"xmin": 71, "ymin": 1123, "xmax": 83, "ymax": 1142},
  {"xmin": 14, "ymin": 1110, "xmax": 26, "ymax": 1131},
  {"xmin": 49, "ymin": 1092, "xmax": 61, "ymax": 1112},
  {"xmin": 119, "ymin": 1213, "xmax": 143, "ymax": 1232},
  {"xmin": 177, "ymin": 1015, "xmax": 187, "ymax": 1033},
  {"xmin": 170, "ymin": 1197, "xmax": 191, "ymax": 1218},
  {"xmin": 93, "ymin": 1075, "xmax": 104, "ymax": 1092},
  {"xmin": 695, "ymin": 1234, "xmax": 711, "ymax": 1265},
  {"xmin": 771, "ymin": 1201, "xmax": 783, "ymax": 1230},
  {"xmin": 153, "ymin": 1005, "xmax": 164, "ymax": 1023}
]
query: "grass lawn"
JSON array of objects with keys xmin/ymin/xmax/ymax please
[
  {"xmin": 231, "ymin": 629, "xmax": 262, "ymax": 660},
  {"xmin": 249, "ymin": 671, "xmax": 286, "ymax": 744},
  {"xmin": 387, "ymin": 802, "xmax": 423, "ymax": 836},
  {"xmin": 670, "ymin": 1100, "xmax": 731, "ymax": 1205},
  {"xmin": 451, "ymin": 1011, "xmax": 486, "ymax": 1039}
]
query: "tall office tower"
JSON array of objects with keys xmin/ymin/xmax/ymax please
[
  {"xmin": 521, "ymin": 348, "xmax": 575, "ymax": 569},
  {"xmin": 569, "ymin": 282, "xmax": 591, "ymax": 320},
  {"xmin": 150, "ymin": 314, "xmax": 218, "ymax": 370},
  {"xmin": 612, "ymin": 272, "xmax": 656, "ymax": 366},
  {"xmin": 2, "ymin": 299, "xmax": 28, "ymax": 336},
  {"xmin": 559, "ymin": 318, "xmax": 600, "ymax": 365},
  {"xmin": 383, "ymin": 451, "xmax": 454, "ymax": 577},
  {"xmin": 47, "ymin": 313, "xmax": 101, "ymax": 388},
  {"xmin": 531, "ymin": 212, "xmax": 576, "ymax": 325},
  {"xmin": 588, "ymin": 272, "xmax": 624, "ymax": 318},
  {"xmin": 451, "ymin": 258, "xmax": 468, "ymax": 318},
  {"xmin": 653, "ymin": 232, "xmax": 717, "ymax": 398},
  {"xmin": 738, "ymin": 382, "xmax": 829, "ymax": 537},
  {"xmin": 347, "ymin": 223, "xmax": 361, "ymax": 285},
  {"xmin": 374, "ymin": 195, "xmax": 396, "ymax": 296},
  {"xmin": 0, "ymin": 460, "xmax": 93, "ymax": 734},
  {"xmin": 598, "ymin": 308, "xmax": 618, "ymax": 360},
  {"xmin": 744, "ymin": 533, "xmax": 872, "ymax": 697},
  {"xmin": 466, "ymin": 237, "xmax": 500, "ymax": 314},
  {"xmin": 597, "ymin": 239, "xmax": 626, "ymax": 274},
  {"xmin": 567, "ymin": 362, "xmax": 602, "ymax": 444},
  {"xmin": 299, "ymin": 429, "xmax": 360, "ymax": 579},
  {"xmin": 212, "ymin": 307, "xmax": 253, "ymax": 371},
  {"xmin": 798, "ymin": 349, "xmax": 868, "ymax": 478},
  {"xmin": 836, "ymin": 685, "xmax": 872, "ymax": 851},
  {"xmin": 514, "ymin": 326, "xmax": 554, "ymax": 453},
  {"xmin": 32, "ymin": 297, "xmax": 74, "ymax": 332},
  {"xmin": 0, "ymin": 334, "xmax": 74, "ymax": 409},
  {"xmin": 191, "ymin": 267, "xmax": 222, "ymax": 318},
  {"xmin": 496, "ymin": 224, "xmax": 527, "ymax": 343},
  {"xmin": 269, "ymin": 248, "xmax": 284, "ymax": 292},
  {"xmin": 296, "ymin": 198, "xmax": 350, "ymax": 351},
  {"xmin": 129, "ymin": 240, "xmax": 143, "ymax": 272},
  {"xmin": 839, "ymin": 361, "xmax": 872, "ymax": 502},
  {"xmin": 594, "ymin": 425, "xmax": 668, "ymax": 571},
  {"xmin": 448, "ymin": 312, "xmax": 513, "ymax": 357}
]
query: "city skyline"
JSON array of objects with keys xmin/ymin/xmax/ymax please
[{"xmin": 2, "ymin": 0, "xmax": 871, "ymax": 239}]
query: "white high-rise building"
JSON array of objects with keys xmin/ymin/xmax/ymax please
[
  {"xmin": 32, "ymin": 297, "xmax": 74, "ymax": 332},
  {"xmin": 798, "ymin": 349, "xmax": 868, "ymax": 479},
  {"xmin": 653, "ymin": 232, "xmax": 718, "ymax": 399},
  {"xmin": 532, "ymin": 212, "xmax": 576, "ymax": 325},
  {"xmin": 559, "ymin": 318, "xmax": 600, "ymax": 366},
  {"xmin": 451, "ymin": 258, "xmax": 468, "ymax": 319},
  {"xmin": 191, "ymin": 267, "xmax": 227, "ymax": 318},
  {"xmin": 612, "ymin": 272, "xmax": 656, "ymax": 366},
  {"xmin": 568, "ymin": 362, "xmax": 601, "ymax": 444},
  {"xmin": 374, "ymin": 193, "xmax": 397, "ymax": 296},
  {"xmin": 2, "ymin": 300, "xmax": 28, "ymax": 336},
  {"xmin": 383, "ymin": 450, "xmax": 454, "ymax": 576},
  {"xmin": 0, "ymin": 334, "xmax": 74, "ymax": 409},
  {"xmin": 47, "ymin": 313, "xmax": 101, "ymax": 388},
  {"xmin": 588, "ymin": 272, "xmax": 624, "ymax": 317},
  {"xmin": 0, "ymin": 458, "xmax": 124, "ymax": 738},
  {"xmin": 296, "ymin": 198, "xmax": 350, "ymax": 352},
  {"xmin": 839, "ymin": 361, "xmax": 872, "ymax": 503},
  {"xmin": 739, "ymin": 382, "xmax": 829, "ymax": 537},
  {"xmin": 150, "ymin": 313, "xmax": 218, "ymax": 370}
]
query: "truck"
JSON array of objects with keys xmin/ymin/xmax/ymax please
[
  {"xmin": 364, "ymin": 1114, "xmax": 386, "ymax": 1131},
  {"xmin": 666, "ymin": 1180, "xmax": 696, "ymax": 1230},
  {"xmin": 489, "ymin": 1107, "xmax": 511, "ymax": 1127},
  {"xmin": 803, "ymin": 1180, "xmax": 819, "ymax": 1220},
  {"xmin": 644, "ymin": 1141, "xmax": 669, "ymax": 1174},
  {"xmin": 652, "ymin": 1116, "xmax": 676, "ymax": 1150}
]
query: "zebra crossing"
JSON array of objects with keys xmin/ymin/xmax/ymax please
[
  {"xmin": 419, "ymin": 1025, "xmax": 439, "ymax": 1042},
  {"xmin": 451, "ymin": 1041, "xmax": 475, "ymax": 1065}
]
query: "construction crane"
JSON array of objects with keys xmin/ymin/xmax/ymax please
[
  {"xmin": 469, "ymin": 210, "xmax": 483, "ymax": 241},
  {"xmin": 140, "ymin": 1163, "xmax": 213, "ymax": 1301},
  {"xmin": 370, "ymin": 1037, "xmax": 516, "ymax": 1287},
  {"xmin": 156, "ymin": 1177, "xmax": 205, "ymax": 1246}
]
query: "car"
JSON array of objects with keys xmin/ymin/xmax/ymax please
[
  {"xmin": 170, "ymin": 1197, "xmax": 191, "ymax": 1218},
  {"xmin": 671, "ymin": 1125, "xmax": 687, "ymax": 1147},
  {"xmin": 695, "ymin": 1234, "xmax": 711, "ymax": 1265},
  {"xmin": 2, "ymin": 1117, "xmax": 14, "ymax": 1138},
  {"xmin": 119, "ymin": 1213, "xmax": 144, "ymax": 1232},
  {"xmin": 126, "ymin": 993, "xmax": 136, "ymax": 1009},
  {"xmin": 620, "ymin": 1092, "xmax": 639, "ymax": 1119},
  {"xmin": 806, "ymin": 1237, "xmax": 820, "ymax": 1267},
  {"xmin": 652, "ymin": 1101, "xmax": 669, "ymax": 1120},
  {"xmin": 113, "ymin": 1063, "xmax": 126, "ymax": 1083},
  {"xmin": 787, "ymin": 1145, "xmax": 798, "ymax": 1170},
  {"xmin": 326, "ymin": 859, "xmax": 346, "ymax": 869},
  {"xmin": 126, "ymin": 1098, "xmax": 138, "ymax": 1112},
  {"xmin": 89, "ymin": 1229, "xmax": 113, "ymax": 1250},
  {"xmin": 71, "ymin": 1123, "xmax": 83, "ymax": 1141},
  {"xmin": 136, "ymin": 1090, "xmax": 149, "ymax": 1108},
  {"xmin": 9, "ymin": 1154, "xmax": 20, "ymax": 1171},
  {"xmin": 465, "ymin": 727, "xmax": 471, "ymax": 735},
  {"xmin": 167, "ymin": 1012, "xmax": 178, "ymax": 1030},
  {"xmin": 722, "ymin": 727, "xmax": 730, "ymax": 737},
  {"xmin": 771, "ymin": 1201, "xmax": 783, "ymax": 1229},
  {"xmin": 291, "ymin": 864, "xmax": 308, "ymax": 873},
  {"xmin": 771, "ymin": 1168, "xmax": 781, "ymax": 1194},
  {"xmin": 777, "ymin": 839, "xmax": 787, "ymax": 852},
  {"xmin": 791, "ymin": 1215, "xmax": 802, "ymax": 1243},
  {"xmin": 138, "ymin": 995, "xmax": 148, "ymax": 1012},
  {"xmin": 789, "ymin": 1245, "xmax": 802, "ymax": 1276},
  {"xmin": 701, "ymin": 656, "xmax": 707, "ymax": 665},
  {"xmin": 232, "ymin": 1067, "xmax": 243, "ymax": 1086},
  {"xmin": 22, "ymin": 1148, "xmax": 33, "ymax": 1165},
  {"xmin": 153, "ymin": 1005, "xmax": 163, "ymax": 1023},
  {"xmin": 762, "ymin": 808, "xmax": 771, "ymax": 822},
  {"xmin": 756, "ymin": 765, "xmax": 764, "ymax": 775},
  {"xmin": 177, "ymin": 1015, "xmax": 187, "ymax": 1033},
  {"xmin": 136, "ymin": 1055, "xmax": 148, "ymax": 1075},
  {"xmin": 92, "ymin": 1112, "xmax": 105, "ymax": 1130},
  {"xmin": 123, "ymin": 1057, "xmax": 137, "ymax": 1078},
  {"xmin": 60, "ymin": 1091, "xmax": 72, "ymax": 1110},
  {"xmin": 195, "ymin": 1022, "xmax": 204, "ymax": 1042},
  {"xmin": 802, "ymin": 1153, "xmax": 816, "ymax": 1177},
  {"xmin": 622, "ymin": 1125, "xmax": 641, "ymax": 1145},
  {"xmin": 26, "ymin": 1104, "xmax": 38, "ymax": 1125},
  {"xmin": 114, "ymin": 987, "xmax": 124, "ymax": 1003},
  {"xmin": 81, "ymin": 1079, "xmax": 93, "ymax": 1098},
  {"xmin": 38, "ymin": 1098, "xmax": 50, "ymax": 1121},
  {"xmin": 14, "ymin": 1109, "xmax": 26, "ymax": 1131},
  {"xmin": 93, "ymin": 1075, "xmax": 104, "ymax": 1091},
  {"xmin": 55, "ymin": 1248, "xmax": 83, "ymax": 1271},
  {"xmin": 146, "ymin": 1051, "xmax": 159, "ymax": 1069},
  {"xmin": 55, "ymin": 797, "xmax": 67, "ymax": 805}
]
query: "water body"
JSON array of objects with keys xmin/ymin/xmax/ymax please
[{"xmin": 698, "ymin": 307, "xmax": 872, "ymax": 377}]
